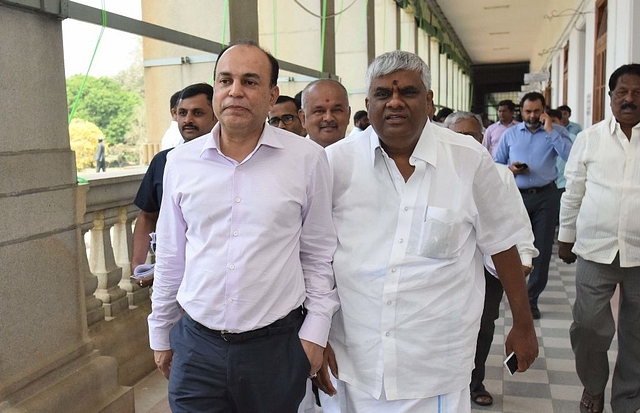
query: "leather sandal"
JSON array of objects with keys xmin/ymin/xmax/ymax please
[
  {"xmin": 580, "ymin": 389, "xmax": 604, "ymax": 413},
  {"xmin": 471, "ymin": 386, "xmax": 493, "ymax": 406}
]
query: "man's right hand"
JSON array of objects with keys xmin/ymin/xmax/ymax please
[
  {"xmin": 558, "ymin": 241, "xmax": 577, "ymax": 264},
  {"xmin": 312, "ymin": 342, "xmax": 339, "ymax": 396},
  {"xmin": 509, "ymin": 162, "xmax": 529, "ymax": 175},
  {"xmin": 154, "ymin": 350, "xmax": 173, "ymax": 379}
]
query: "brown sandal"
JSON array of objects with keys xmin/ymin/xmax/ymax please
[{"xmin": 580, "ymin": 389, "xmax": 604, "ymax": 413}]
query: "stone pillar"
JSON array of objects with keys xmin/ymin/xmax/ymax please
[
  {"xmin": 76, "ymin": 183, "xmax": 106, "ymax": 327},
  {"xmin": 0, "ymin": 6, "xmax": 133, "ymax": 411},
  {"xmin": 89, "ymin": 210, "xmax": 129, "ymax": 318},
  {"xmin": 229, "ymin": 0, "xmax": 259, "ymax": 42},
  {"xmin": 113, "ymin": 205, "xmax": 150, "ymax": 305}
]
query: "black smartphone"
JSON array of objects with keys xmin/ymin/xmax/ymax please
[
  {"xmin": 517, "ymin": 163, "xmax": 529, "ymax": 169},
  {"xmin": 504, "ymin": 351, "xmax": 519, "ymax": 375}
]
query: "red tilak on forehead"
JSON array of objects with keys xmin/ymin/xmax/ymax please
[
  {"xmin": 326, "ymin": 99, "xmax": 330, "ymax": 102},
  {"xmin": 392, "ymin": 80, "xmax": 399, "ymax": 85}
]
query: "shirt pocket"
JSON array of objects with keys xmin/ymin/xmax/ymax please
[{"xmin": 417, "ymin": 206, "xmax": 466, "ymax": 259}]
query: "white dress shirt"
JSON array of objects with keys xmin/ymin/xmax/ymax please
[
  {"xmin": 148, "ymin": 124, "xmax": 339, "ymax": 350},
  {"xmin": 160, "ymin": 121, "xmax": 183, "ymax": 150},
  {"xmin": 484, "ymin": 164, "xmax": 538, "ymax": 275},
  {"xmin": 325, "ymin": 121, "xmax": 531, "ymax": 400},
  {"xmin": 559, "ymin": 117, "xmax": 640, "ymax": 267}
]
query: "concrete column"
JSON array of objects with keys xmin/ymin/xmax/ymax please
[
  {"xmin": 0, "ymin": 5, "xmax": 132, "ymax": 412},
  {"xmin": 323, "ymin": 0, "xmax": 336, "ymax": 74},
  {"xmin": 229, "ymin": 0, "xmax": 259, "ymax": 42}
]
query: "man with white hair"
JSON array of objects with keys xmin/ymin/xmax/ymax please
[
  {"xmin": 444, "ymin": 111, "xmax": 537, "ymax": 407},
  {"xmin": 314, "ymin": 51, "xmax": 538, "ymax": 412}
]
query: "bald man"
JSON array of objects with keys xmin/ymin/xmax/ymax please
[{"xmin": 300, "ymin": 79, "xmax": 351, "ymax": 147}]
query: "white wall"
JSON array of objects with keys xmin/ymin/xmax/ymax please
[{"xmin": 567, "ymin": 26, "xmax": 586, "ymax": 127}]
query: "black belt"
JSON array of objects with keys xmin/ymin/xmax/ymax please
[
  {"xmin": 519, "ymin": 182, "xmax": 556, "ymax": 195},
  {"xmin": 187, "ymin": 306, "xmax": 306, "ymax": 344}
]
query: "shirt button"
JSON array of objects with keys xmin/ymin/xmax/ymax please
[
  {"xmin": 232, "ymin": 231, "xmax": 239, "ymax": 236},
  {"xmin": 227, "ymin": 297, "xmax": 233, "ymax": 303},
  {"xmin": 404, "ymin": 206, "xmax": 409, "ymax": 211},
  {"xmin": 235, "ymin": 197, "xmax": 241, "ymax": 203},
  {"xmin": 398, "ymin": 238, "xmax": 404, "ymax": 243},
  {"xmin": 385, "ymin": 332, "xmax": 390, "ymax": 337},
  {"xmin": 387, "ymin": 301, "xmax": 392, "ymax": 305},
  {"xmin": 229, "ymin": 264, "xmax": 235, "ymax": 270},
  {"xmin": 391, "ymin": 268, "xmax": 396, "ymax": 273}
]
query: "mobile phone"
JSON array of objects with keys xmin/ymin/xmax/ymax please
[
  {"xmin": 516, "ymin": 163, "xmax": 529, "ymax": 169},
  {"xmin": 504, "ymin": 351, "xmax": 519, "ymax": 375}
]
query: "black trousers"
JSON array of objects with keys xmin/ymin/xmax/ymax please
[
  {"xmin": 522, "ymin": 185, "xmax": 560, "ymax": 307},
  {"xmin": 168, "ymin": 309, "xmax": 310, "ymax": 413},
  {"xmin": 470, "ymin": 269, "xmax": 504, "ymax": 392}
]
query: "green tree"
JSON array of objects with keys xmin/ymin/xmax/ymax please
[{"xmin": 67, "ymin": 75, "xmax": 142, "ymax": 145}]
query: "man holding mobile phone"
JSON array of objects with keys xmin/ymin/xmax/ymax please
[{"xmin": 494, "ymin": 92, "xmax": 573, "ymax": 320}]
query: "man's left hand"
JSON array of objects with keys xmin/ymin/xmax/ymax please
[
  {"xmin": 505, "ymin": 323, "xmax": 539, "ymax": 372},
  {"xmin": 300, "ymin": 339, "xmax": 324, "ymax": 377}
]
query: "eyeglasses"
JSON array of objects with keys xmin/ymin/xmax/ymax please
[{"xmin": 268, "ymin": 114, "xmax": 297, "ymax": 126}]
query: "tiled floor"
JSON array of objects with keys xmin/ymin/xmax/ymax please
[
  {"xmin": 134, "ymin": 244, "xmax": 619, "ymax": 413},
  {"xmin": 471, "ymin": 243, "xmax": 617, "ymax": 413}
]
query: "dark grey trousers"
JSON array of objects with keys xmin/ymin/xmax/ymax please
[
  {"xmin": 168, "ymin": 310, "xmax": 309, "ymax": 413},
  {"xmin": 570, "ymin": 255, "xmax": 640, "ymax": 413}
]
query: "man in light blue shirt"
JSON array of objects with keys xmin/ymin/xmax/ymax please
[
  {"xmin": 495, "ymin": 92, "xmax": 573, "ymax": 319},
  {"xmin": 558, "ymin": 104, "xmax": 583, "ymax": 137}
]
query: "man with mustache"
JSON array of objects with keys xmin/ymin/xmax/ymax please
[
  {"xmin": 148, "ymin": 41, "xmax": 338, "ymax": 412},
  {"xmin": 558, "ymin": 63, "xmax": 640, "ymax": 413},
  {"xmin": 300, "ymin": 79, "xmax": 351, "ymax": 147},
  {"xmin": 494, "ymin": 92, "xmax": 573, "ymax": 319},
  {"xmin": 314, "ymin": 50, "xmax": 538, "ymax": 413},
  {"xmin": 131, "ymin": 83, "xmax": 216, "ymax": 287}
]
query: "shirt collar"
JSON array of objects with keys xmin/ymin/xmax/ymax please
[
  {"xmin": 200, "ymin": 123, "xmax": 284, "ymax": 158},
  {"xmin": 515, "ymin": 121, "xmax": 543, "ymax": 134},
  {"xmin": 367, "ymin": 119, "xmax": 437, "ymax": 167},
  {"xmin": 609, "ymin": 116, "xmax": 618, "ymax": 135}
]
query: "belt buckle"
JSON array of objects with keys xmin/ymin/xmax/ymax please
[
  {"xmin": 527, "ymin": 188, "xmax": 537, "ymax": 194},
  {"xmin": 220, "ymin": 330, "xmax": 232, "ymax": 342}
]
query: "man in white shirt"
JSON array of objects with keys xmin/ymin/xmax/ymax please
[
  {"xmin": 148, "ymin": 41, "xmax": 339, "ymax": 412},
  {"xmin": 558, "ymin": 63, "xmax": 640, "ymax": 413},
  {"xmin": 300, "ymin": 79, "xmax": 351, "ymax": 148},
  {"xmin": 444, "ymin": 111, "xmax": 538, "ymax": 407},
  {"xmin": 314, "ymin": 50, "xmax": 538, "ymax": 413},
  {"xmin": 348, "ymin": 110, "xmax": 370, "ymax": 136},
  {"xmin": 160, "ymin": 90, "xmax": 184, "ymax": 150}
]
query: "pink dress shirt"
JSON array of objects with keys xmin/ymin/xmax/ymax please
[
  {"xmin": 482, "ymin": 120, "xmax": 519, "ymax": 158},
  {"xmin": 148, "ymin": 123, "xmax": 339, "ymax": 350}
]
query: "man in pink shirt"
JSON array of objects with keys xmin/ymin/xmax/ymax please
[
  {"xmin": 148, "ymin": 41, "xmax": 339, "ymax": 413},
  {"xmin": 482, "ymin": 99, "xmax": 519, "ymax": 158}
]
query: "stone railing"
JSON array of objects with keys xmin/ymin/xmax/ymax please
[{"xmin": 77, "ymin": 168, "xmax": 157, "ymax": 385}]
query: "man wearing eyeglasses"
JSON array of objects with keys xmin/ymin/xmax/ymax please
[{"xmin": 268, "ymin": 95, "xmax": 306, "ymax": 137}]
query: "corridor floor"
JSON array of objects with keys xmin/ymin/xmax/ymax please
[{"xmin": 134, "ymin": 243, "xmax": 618, "ymax": 413}]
